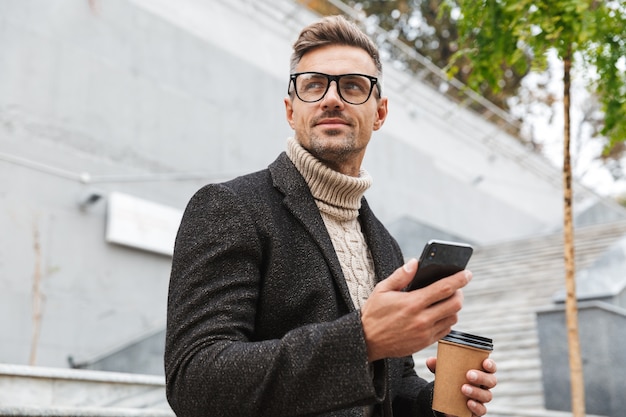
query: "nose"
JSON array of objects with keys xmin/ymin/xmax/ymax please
[{"xmin": 321, "ymin": 80, "xmax": 344, "ymax": 108}]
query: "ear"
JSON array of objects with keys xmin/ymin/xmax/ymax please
[
  {"xmin": 372, "ymin": 97, "xmax": 388, "ymax": 131},
  {"xmin": 284, "ymin": 96, "xmax": 295, "ymax": 130}
]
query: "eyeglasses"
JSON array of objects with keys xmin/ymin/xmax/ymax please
[{"xmin": 289, "ymin": 72, "xmax": 380, "ymax": 105}]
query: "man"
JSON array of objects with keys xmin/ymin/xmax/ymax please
[{"xmin": 165, "ymin": 15, "xmax": 496, "ymax": 417}]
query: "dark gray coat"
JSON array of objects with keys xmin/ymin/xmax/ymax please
[{"xmin": 165, "ymin": 153, "xmax": 434, "ymax": 416}]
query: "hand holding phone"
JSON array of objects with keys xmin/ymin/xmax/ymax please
[{"xmin": 407, "ymin": 240, "xmax": 473, "ymax": 291}]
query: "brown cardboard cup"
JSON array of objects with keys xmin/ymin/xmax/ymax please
[{"xmin": 432, "ymin": 330, "xmax": 493, "ymax": 417}]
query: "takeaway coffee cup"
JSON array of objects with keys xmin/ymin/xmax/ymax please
[{"xmin": 432, "ymin": 330, "xmax": 493, "ymax": 417}]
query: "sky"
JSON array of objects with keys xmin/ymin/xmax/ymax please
[{"xmin": 511, "ymin": 50, "xmax": 626, "ymax": 198}]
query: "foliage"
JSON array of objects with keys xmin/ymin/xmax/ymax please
[
  {"xmin": 445, "ymin": 0, "xmax": 626, "ymax": 153},
  {"xmin": 345, "ymin": 0, "xmax": 529, "ymax": 111}
]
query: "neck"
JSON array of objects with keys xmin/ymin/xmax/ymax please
[{"xmin": 285, "ymin": 137, "xmax": 372, "ymax": 220}]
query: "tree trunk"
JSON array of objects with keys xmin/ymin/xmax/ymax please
[{"xmin": 562, "ymin": 47, "xmax": 586, "ymax": 417}]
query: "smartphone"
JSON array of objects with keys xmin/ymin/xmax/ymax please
[{"xmin": 407, "ymin": 239, "xmax": 473, "ymax": 291}]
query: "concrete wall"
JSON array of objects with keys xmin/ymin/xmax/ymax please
[
  {"xmin": 0, "ymin": 0, "xmax": 292, "ymax": 368},
  {"xmin": 537, "ymin": 301, "xmax": 626, "ymax": 417},
  {"xmin": 1, "ymin": 0, "xmax": 624, "ymax": 370}
]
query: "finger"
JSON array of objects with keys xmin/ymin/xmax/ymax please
[
  {"xmin": 376, "ymin": 258, "xmax": 417, "ymax": 291},
  {"xmin": 425, "ymin": 356, "xmax": 436, "ymax": 373},
  {"xmin": 462, "ymin": 382, "xmax": 493, "ymax": 404},
  {"xmin": 467, "ymin": 369, "xmax": 498, "ymax": 390},
  {"xmin": 420, "ymin": 270, "xmax": 472, "ymax": 306},
  {"xmin": 467, "ymin": 398, "xmax": 487, "ymax": 417},
  {"xmin": 428, "ymin": 288, "xmax": 464, "ymax": 322},
  {"xmin": 432, "ymin": 314, "xmax": 459, "ymax": 340},
  {"xmin": 482, "ymin": 358, "xmax": 497, "ymax": 373}
]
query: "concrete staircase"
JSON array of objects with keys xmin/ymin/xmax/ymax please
[
  {"xmin": 0, "ymin": 364, "xmax": 173, "ymax": 417},
  {"xmin": 414, "ymin": 219, "xmax": 626, "ymax": 417}
]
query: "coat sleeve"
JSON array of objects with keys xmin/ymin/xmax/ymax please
[
  {"xmin": 164, "ymin": 184, "xmax": 384, "ymax": 417},
  {"xmin": 389, "ymin": 354, "xmax": 437, "ymax": 416}
]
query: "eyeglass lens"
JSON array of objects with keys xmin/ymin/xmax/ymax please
[{"xmin": 294, "ymin": 73, "xmax": 374, "ymax": 105}]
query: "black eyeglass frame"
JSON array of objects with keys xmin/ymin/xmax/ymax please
[{"xmin": 288, "ymin": 72, "xmax": 381, "ymax": 105}]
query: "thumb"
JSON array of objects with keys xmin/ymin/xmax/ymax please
[
  {"xmin": 377, "ymin": 258, "xmax": 417, "ymax": 291},
  {"xmin": 426, "ymin": 356, "xmax": 437, "ymax": 374}
]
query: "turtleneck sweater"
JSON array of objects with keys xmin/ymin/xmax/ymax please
[{"xmin": 286, "ymin": 138, "xmax": 376, "ymax": 310}]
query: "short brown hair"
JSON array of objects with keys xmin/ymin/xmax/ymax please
[{"xmin": 290, "ymin": 15, "xmax": 382, "ymax": 77}]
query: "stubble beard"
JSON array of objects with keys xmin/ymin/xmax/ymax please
[{"xmin": 307, "ymin": 130, "xmax": 358, "ymax": 167}]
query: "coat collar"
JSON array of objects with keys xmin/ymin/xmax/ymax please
[
  {"xmin": 269, "ymin": 153, "xmax": 354, "ymax": 310},
  {"xmin": 268, "ymin": 153, "xmax": 400, "ymax": 310}
]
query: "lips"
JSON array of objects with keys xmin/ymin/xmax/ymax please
[{"xmin": 315, "ymin": 118, "xmax": 350, "ymax": 128}]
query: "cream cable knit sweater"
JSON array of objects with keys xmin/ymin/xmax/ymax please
[{"xmin": 286, "ymin": 138, "xmax": 376, "ymax": 310}]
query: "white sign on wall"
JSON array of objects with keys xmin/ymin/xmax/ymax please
[{"xmin": 106, "ymin": 192, "xmax": 183, "ymax": 256}]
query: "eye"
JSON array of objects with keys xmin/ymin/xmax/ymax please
[
  {"xmin": 340, "ymin": 76, "xmax": 369, "ymax": 93},
  {"xmin": 299, "ymin": 75, "xmax": 327, "ymax": 92}
]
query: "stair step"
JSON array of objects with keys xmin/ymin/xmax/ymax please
[
  {"xmin": 0, "ymin": 364, "xmax": 172, "ymax": 415},
  {"xmin": 0, "ymin": 405, "xmax": 174, "ymax": 417}
]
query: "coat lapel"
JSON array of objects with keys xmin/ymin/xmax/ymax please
[{"xmin": 269, "ymin": 153, "xmax": 355, "ymax": 311}]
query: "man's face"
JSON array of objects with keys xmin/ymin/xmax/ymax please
[{"xmin": 284, "ymin": 45, "xmax": 388, "ymax": 177}]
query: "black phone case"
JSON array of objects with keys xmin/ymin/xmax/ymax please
[{"xmin": 407, "ymin": 240, "xmax": 473, "ymax": 291}]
